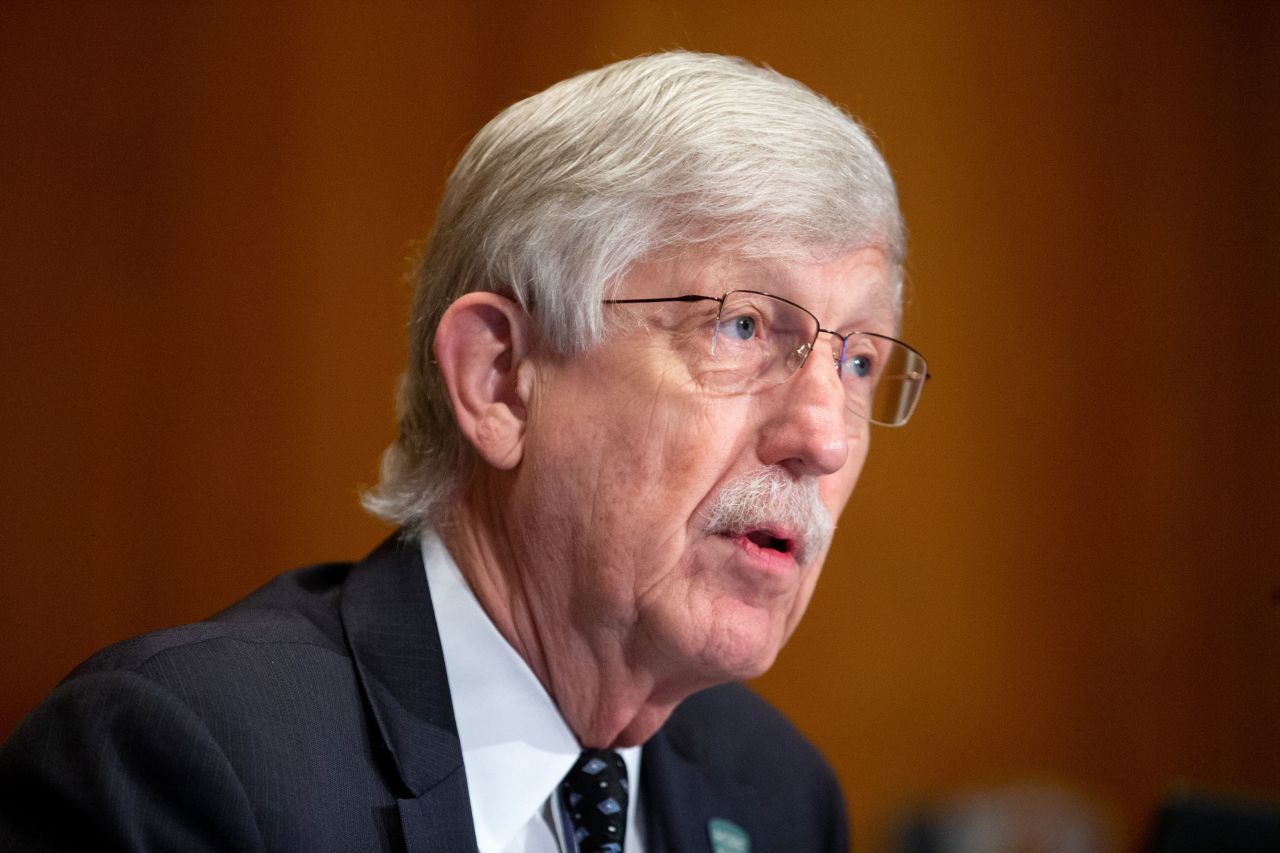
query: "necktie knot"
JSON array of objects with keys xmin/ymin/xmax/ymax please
[{"xmin": 559, "ymin": 748, "xmax": 629, "ymax": 853}]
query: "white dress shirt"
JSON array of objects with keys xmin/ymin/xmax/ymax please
[{"xmin": 421, "ymin": 531, "xmax": 645, "ymax": 853}]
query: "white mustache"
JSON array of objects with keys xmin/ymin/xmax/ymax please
[{"xmin": 701, "ymin": 467, "xmax": 834, "ymax": 566}]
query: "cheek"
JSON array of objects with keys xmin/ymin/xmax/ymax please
[
  {"xmin": 596, "ymin": 389, "xmax": 740, "ymax": 511},
  {"xmin": 529, "ymin": 380, "xmax": 739, "ymax": 559},
  {"xmin": 821, "ymin": 447, "xmax": 867, "ymax": 518},
  {"xmin": 777, "ymin": 565, "xmax": 824, "ymax": 646}
]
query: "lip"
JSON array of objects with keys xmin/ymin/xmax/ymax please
[{"xmin": 718, "ymin": 530, "xmax": 801, "ymax": 577}]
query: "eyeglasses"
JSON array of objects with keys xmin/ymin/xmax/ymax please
[{"xmin": 602, "ymin": 290, "xmax": 929, "ymax": 427}]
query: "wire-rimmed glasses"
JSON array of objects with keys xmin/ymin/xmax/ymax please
[{"xmin": 603, "ymin": 289, "xmax": 929, "ymax": 427}]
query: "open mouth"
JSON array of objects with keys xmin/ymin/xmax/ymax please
[{"xmin": 744, "ymin": 529, "xmax": 793, "ymax": 555}]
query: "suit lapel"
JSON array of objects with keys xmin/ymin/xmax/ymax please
[
  {"xmin": 641, "ymin": 724, "xmax": 717, "ymax": 853},
  {"xmin": 340, "ymin": 533, "xmax": 480, "ymax": 853},
  {"xmin": 397, "ymin": 771, "xmax": 479, "ymax": 853}
]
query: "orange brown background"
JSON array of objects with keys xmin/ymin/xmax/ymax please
[{"xmin": 2, "ymin": 2, "xmax": 1276, "ymax": 850}]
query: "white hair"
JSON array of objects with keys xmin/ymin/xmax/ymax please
[{"xmin": 363, "ymin": 51, "xmax": 905, "ymax": 531}]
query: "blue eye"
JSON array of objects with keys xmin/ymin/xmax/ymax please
[
  {"xmin": 729, "ymin": 315, "xmax": 756, "ymax": 340},
  {"xmin": 846, "ymin": 354, "xmax": 873, "ymax": 378}
]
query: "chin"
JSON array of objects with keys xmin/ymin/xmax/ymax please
[
  {"xmin": 691, "ymin": 622, "xmax": 786, "ymax": 683},
  {"xmin": 646, "ymin": 591, "xmax": 795, "ymax": 688},
  {"xmin": 718, "ymin": 649, "xmax": 780, "ymax": 682},
  {"xmin": 694, "ymin": 649, "xmax": 780, "ymax": 686}
]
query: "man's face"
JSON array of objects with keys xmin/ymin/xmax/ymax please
[{"xmin": 511, "ymin": 246, "xmax": 894, "ymax": 688}]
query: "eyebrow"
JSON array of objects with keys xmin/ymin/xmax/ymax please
[{"xmin": 840, "ymin": 290, "xmax": 897, "ymax": 336}]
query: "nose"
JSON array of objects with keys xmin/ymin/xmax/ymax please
[{"xmin": 755, "ymin": 336, "xmax": 855, "ymax": 477}]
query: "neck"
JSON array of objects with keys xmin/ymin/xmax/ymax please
[{"xmin": 437, "ymin": 485, "xmax": 709, "ymax": 748}]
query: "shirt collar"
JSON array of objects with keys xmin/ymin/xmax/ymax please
[{"xmin": 421, "ymin": 531, "xmax": 642, "ymax": 852}]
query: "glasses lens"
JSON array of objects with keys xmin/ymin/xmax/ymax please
[
  {"xmin": 707, "ymin": 292, "xmax": 817, "ymax": 392},
  {"xmin": 841, "ymin": 333, "xmax": 927, "ymax": 426},
  {"xmin": 691, "ymin": 291, "xmax": 927, "ymax": 427}
]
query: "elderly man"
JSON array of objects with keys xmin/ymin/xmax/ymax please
[{"xmin": 0, "ymin": 52, "xmax": 926, "ymax": 852}]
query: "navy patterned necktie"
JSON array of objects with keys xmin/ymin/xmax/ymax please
[{"xmin": 558, "ymin": 748, "xmax": 629, "ymax": 853}]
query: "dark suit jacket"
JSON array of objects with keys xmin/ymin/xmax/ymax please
[{"xmin": 0, "ymin": 535, "xmax": 849, "ymax": 852}]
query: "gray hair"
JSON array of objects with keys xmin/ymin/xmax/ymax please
[{"xmin": 363, "ymin": 51, "xmax": 905, "ymax": 531}]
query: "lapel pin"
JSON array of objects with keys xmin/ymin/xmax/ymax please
[{"xmin": 707, "ymin": 817, "xmax": 750, "ymax": 853}]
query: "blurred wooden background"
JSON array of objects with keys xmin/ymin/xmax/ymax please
[{"xmin": 2, "ymin": 2, "xmax": 1276, "ymax": 850}]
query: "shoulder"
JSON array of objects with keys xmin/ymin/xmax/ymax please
[
  {"xmin": 51, "ymin": 558, "xmax": 379, "ymax": 792},
  {"xmin": 45, "ymin": 561, "xmax": 361, "ymax": 729},
  {"xmin": 0, "ymin": 559, "xmax": 404, "ymax": 852},
  {"xmin": 70, "ymin": 559, "xmax": 354, "ymax": 681}
]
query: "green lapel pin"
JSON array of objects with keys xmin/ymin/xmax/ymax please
[{"xmin": 707, "ymin": 817, "xmax": 750, "ymax": 853}]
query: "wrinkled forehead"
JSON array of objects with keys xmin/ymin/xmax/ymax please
[{"xmin": 613, "ymin": 246, "xmax": 899, "ymax": 334}]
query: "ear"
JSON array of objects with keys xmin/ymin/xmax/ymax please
[{"xmin": 433, "ymin": 292, "xmax": 535, "ymax": 471}]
